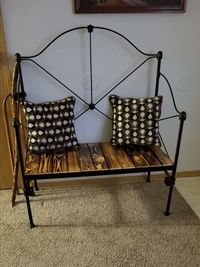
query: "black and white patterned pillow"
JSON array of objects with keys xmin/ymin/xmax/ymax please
[
  {"xmin": 110, "ymin": 95, "xmax": 163, "ymax": 146},
  {"xmin": 22, "ymin": 97, "xmax": 79, "ymax": 153}
]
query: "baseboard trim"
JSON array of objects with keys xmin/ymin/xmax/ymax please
[
  {"xmin": 175, "ymin": 170, "xmax": 200, "ymax": 178},
  {"xmin": 37, "ymin": 170, "xmax": 200, "ymax": 189}
]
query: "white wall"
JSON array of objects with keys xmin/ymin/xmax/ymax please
[{"xmin": 1, "ymin": 0, "xmax": 200, "ymax": 171}]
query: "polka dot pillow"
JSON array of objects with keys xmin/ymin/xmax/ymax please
[
  {"xmin": 110, "ymin": 95, "xmax": 163, "ymax": 146},
  {"xmin": 22, "ymin": 97, "xmax": 79, "ymax": 153}
]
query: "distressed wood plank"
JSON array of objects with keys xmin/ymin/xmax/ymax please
[
  {"xmin": 88, "ymin": 143, "xmax": 108, "ymax": 170},
  {"xmin": 151, "ymin": 145, "xmax": 173, "ymax": 165},
  {"xmin": 25, "ymin": 153, "xmax": 40, "ymax": 174},
  {"xmin": 139, "ymin": 147, "xmax": 161, "ymax": 167},
  {"xmin": 78, "ymin": 144, "xmax": 95, "ymax": 171},
  {"xmin": 67, "ymin": 149, "xmax": 80, "ymax": 172},
  {"xmin": 39, "ymin": 153, "xmax": 53, "ymax": 173},
  {"xmin": 113, "ymin": 146, "xmax": 135, "ymax": 169},
  {"xmin": 100, "ymin": 143, "xmax": 121, "ymax": 170},
  {"xmin": 125, "ymin": 147, "xmax": 148, "ymax": 167},
  {"xmin": 52, "ymin": 152, "xmax": 67, "ymax": 173}
]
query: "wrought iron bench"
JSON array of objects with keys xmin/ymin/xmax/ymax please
[{"xmin": 4, "ymin": 25, "xmax": 186, "ymax": 228}]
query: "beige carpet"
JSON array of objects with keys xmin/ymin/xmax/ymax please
[{"xmin": 0, "ymin": 181, "xmax": 200, "ymax": 267}]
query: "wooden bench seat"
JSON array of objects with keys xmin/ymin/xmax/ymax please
[{"xmin": 25, "ymin": 142, "xmax": 174, "ymax": 179}]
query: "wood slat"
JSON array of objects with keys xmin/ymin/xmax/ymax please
[
  {"xmin": 139, "ymin": 147, "xmax": 161, "ymax": 167},
  {"xmin": 125, "ymin": 147, "xmax": 149, "ymax": 167},
  {"xmin": 151, "ymin": 145, "xmax": 173, "ymax": 166},
  {"xmin": 88, "ymin": 143, "xmax": 108, "ymax": 170},
  {"xmin": 52, "ymin": 152, "xmax": 67, "ymax": 173},
  {"xmin": 78, "ymin": 144, "xmax": 95, "ymax": 171},
  {"xmin": 67, "ymin": 149, "xmax": 80, "ymax": 172},
  {"xmin": 38, "ymin": 153, "xmax": 53, "ymax": 173},
  {"xmin": 113, "ymin": 146, "xmax": 135, "ymax": 169},
  {"xmin": 100, "ymin": 143, "xmax": 121, "ymax": 170},
  {"xmin": 25, "ymin": 153, "xmax": 40, "ymax": 174}
]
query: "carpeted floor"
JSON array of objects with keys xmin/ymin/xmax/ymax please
[{"xmin": 0, "ymin": 181, "xmax": 200, "ymax": 267}]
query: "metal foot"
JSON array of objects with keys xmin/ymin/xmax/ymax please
[
  {"xmin": 34, "ymin": 180, "xmax": 39, "ymax": 191},
  {"xmin": 164, "ymin": 210, "xmax": 170, "ymax": 216},
  {"xmin": 24, "ymin": 192, "xmax": 35, "ymax": 229},
  {"xmin": 146, "ymin": 172, "xmax": 151, "ymax": 183},
  {"xmin": 164, "ymin": 176, "xmax": 175, "ymax": 187},
  {"xmin": 164, "ymin": 185, "xmax": 174, "ymax": 216},
  {"xmin": 11, "ymin": 187, "xmax": 18, "ymax": 207},
  {"xmin": 30, "ymin": 223, "xmax": 36, "ymax": 228}
]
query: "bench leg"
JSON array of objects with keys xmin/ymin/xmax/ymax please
[
  {"xmin": 164, "ymin": 185, "xmax": 174, "ymax": 216},
  {"xmin": 26, "ymin": 180, "xmax": 39, "ymax": 196},
  {"xmin": 146, "ymin": 171, "xmax": 151, "ymax": 182},
  {"xmin": 26, "ymin": 184, "xmax": 35, "ymax": 196},
  {"xmin": 34, "ymin": 179, "xmax": 39, "ymax": 191},
  {"xmin": 24, "ymin": 190, "xmax": 35, "ymax": 228}
]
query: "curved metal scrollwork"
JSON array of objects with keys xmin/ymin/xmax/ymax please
[{"xmin": 18, "ymin": 25, "xmax": 163, "ymax": 120}]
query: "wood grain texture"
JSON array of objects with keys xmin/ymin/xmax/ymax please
[
  {"xmin": 139, "ymin": 147, "xmax": 161, "ymax": 166},
  {"xmin": 125, "ymin": 147, "xmax": 149, "ymax": 167},
  {"xmin": 151, "ymin": 145, "xmax": 173, "ymax": 165},
  {"xmin": 39, "ymin": 153, "xmax": 52, "ymax": 173},
  {"xmin": 113, "ymin": 146, "xmax": 134, "ymax": 169},
  {"xmin": 25, "ymin": 154, "xmax": 40, "ymax": 174},
  {"xmin": 53, "ymin": 152, "xmax": 67, "ymax": 173},
  {"xmin": 25, "ymin": 143, "xmax": 174, "ymax": 175},
  {"xmin": 67, "ymin": 149, "xmax": 80, "ymax": 172},
  {"xmin": 88, "ymin": 143, "xmax": 108, "ymax": 170},
  {"xmin": 78, "ymin": 144, "xmax": 95, "ymax": 171},
  {"xmin": 100, "ymin": 143, "xmax": 121, "ymax": 169}
]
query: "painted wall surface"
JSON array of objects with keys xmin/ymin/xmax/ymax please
[{"xmin": 1, "ymin": 0, "xmax": 200, "ymax": 171}]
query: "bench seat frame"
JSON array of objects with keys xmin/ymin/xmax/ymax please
[
  {"xmin": 5, "ymin": 25, "xmax": 186, "ymax": 228},
  {"xmin": 25, "ymin": 142, "xmax": 174, "ymax": 179}
]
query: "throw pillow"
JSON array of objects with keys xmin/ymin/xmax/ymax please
[
  {"xmin": 110, "ymin": 95, "xmax": 163, "ymax": 146},
  {"xmin": 21, "ymin": 96, "xmax": 79, "ymax": 153}
]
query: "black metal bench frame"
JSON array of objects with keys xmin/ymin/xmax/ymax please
[{"xmin": 5, "ymin": 25, "xmax": 186, "ymax": 228}]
